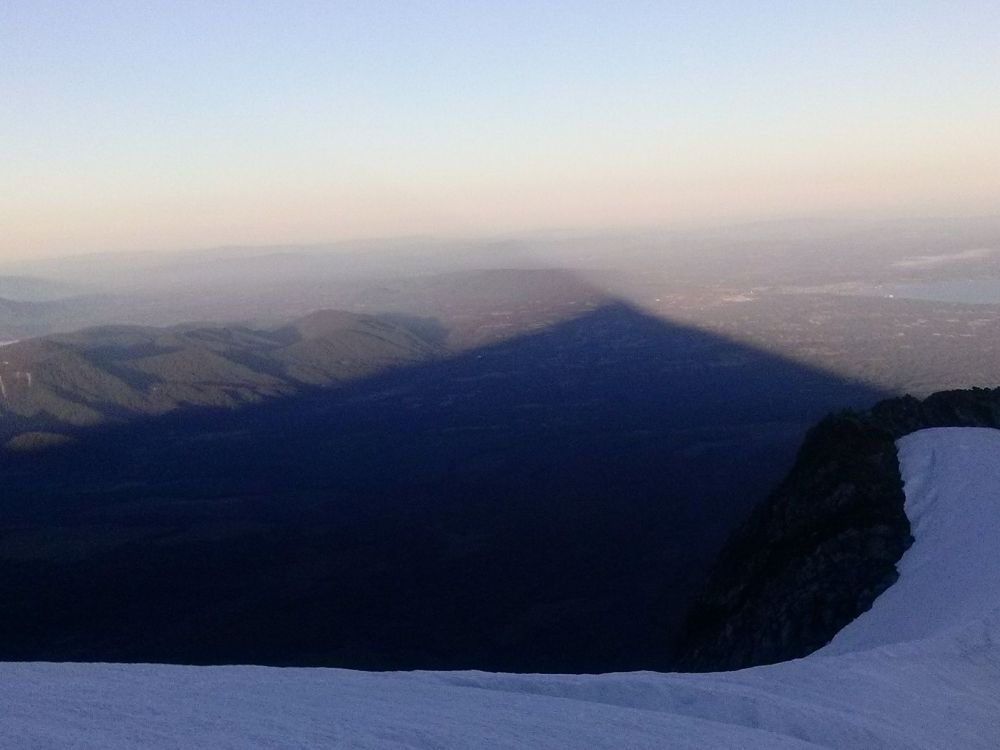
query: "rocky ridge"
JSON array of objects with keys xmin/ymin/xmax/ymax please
[{"xmin": 676, "ymin": 386, "xmax": 1000, "ymax": 670}]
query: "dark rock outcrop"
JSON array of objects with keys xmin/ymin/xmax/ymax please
[{"xmin": 675, "ymin": 386, "xmax": 1000, "ymax": 671}]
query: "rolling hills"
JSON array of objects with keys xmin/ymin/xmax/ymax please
[{"xmin": 0, "ymin": 310, "xmax": 440, "ymax": 448}]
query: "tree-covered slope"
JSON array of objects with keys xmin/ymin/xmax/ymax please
[{"xmin": 0, "ymin": 311, "xmax": 439, "ymax": 447}]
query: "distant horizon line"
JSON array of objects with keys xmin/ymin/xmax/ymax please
[{"xmin": 5, "ymin": 211, "xmax": 1000, "ymax": 269}]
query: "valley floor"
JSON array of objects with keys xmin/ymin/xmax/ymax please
[{"xmin": 3, "ymin": 428, "xmax": 1000, "ymax": 748}]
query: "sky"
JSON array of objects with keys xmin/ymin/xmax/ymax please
[{"xmin": 2, "ymin": 1, "xmax": 999, "ymax": 260}]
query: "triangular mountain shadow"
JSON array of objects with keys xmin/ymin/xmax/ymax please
[{"xmin": 0, "ymin": 300, "xmax": 888, "ymax": 672}]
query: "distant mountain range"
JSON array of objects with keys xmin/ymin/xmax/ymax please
[
  {"xmin": 0, "ymin": 294, "xmax": 116, "ymax": 341},
  {"xmin": 0, "ymin": 267, "xmax": 605, "ymax": 345},
  {"xmin": 0, "ymin": 275, "xmax": 82, "ymax": 301}
]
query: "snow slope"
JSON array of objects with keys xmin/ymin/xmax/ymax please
[{"xmin": 3, "ymin": 427, "xmax": 1000, "ymax": 748}]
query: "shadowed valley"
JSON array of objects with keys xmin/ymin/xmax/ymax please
[{"xmin": 0, "ymin": 300, "xmax": 884, "ymax": 671}]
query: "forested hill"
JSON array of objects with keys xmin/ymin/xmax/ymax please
[
  {"xmin": 0, "ymin": 310, "xmax": 440, "ymax": 450},
  {"xmin": 676, "ymin": 386, "xmax": 1000, "ymax": 671}
]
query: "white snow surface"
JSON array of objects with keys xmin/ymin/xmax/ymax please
[{"xmin": 3, "ymin": 427, "xmax": 1000, "ymax": 748}]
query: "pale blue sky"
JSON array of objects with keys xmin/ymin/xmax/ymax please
[{"xmin": 2, "ymin": 1, "xmax": 999, "ymax": 258}]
